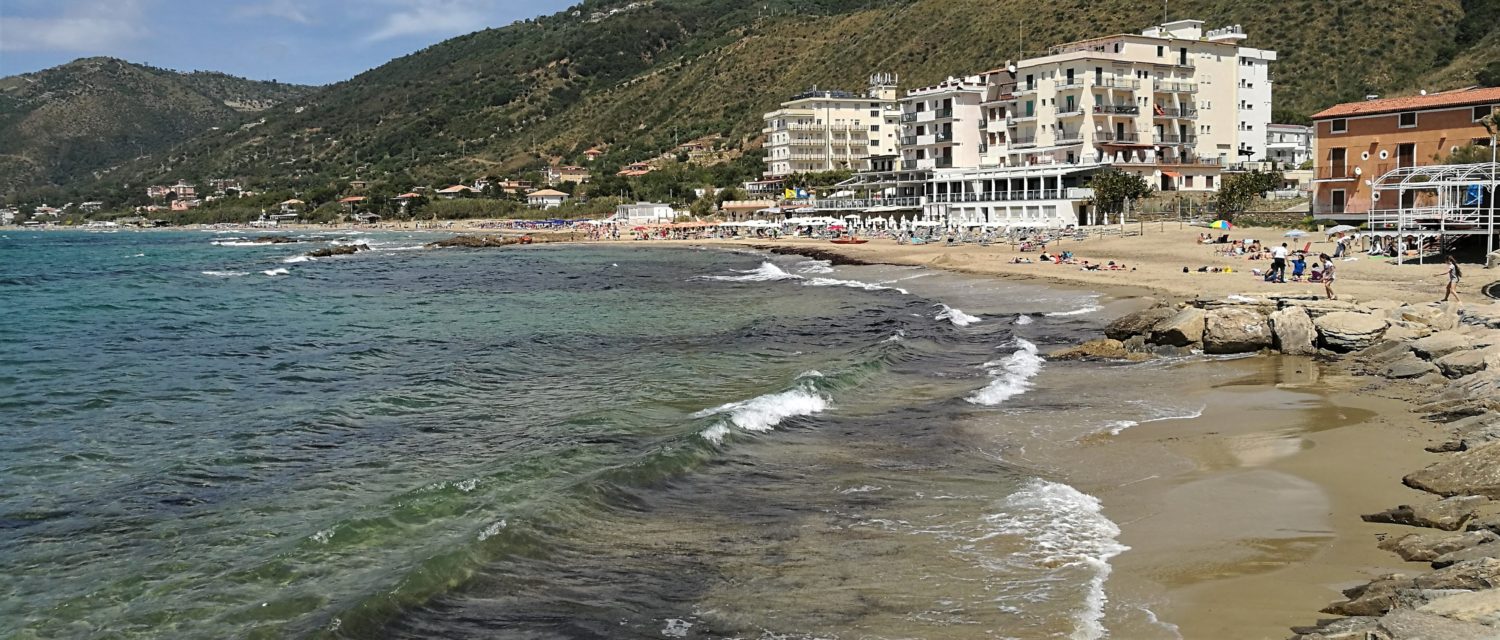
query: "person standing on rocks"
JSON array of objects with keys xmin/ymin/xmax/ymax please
[
  {"xmin": 1320, "ymin": 253, "xmax": 1337, "ymax": 300},
  {"xmin": 1271, "ymin": 243, "xmax": 1289, "ymax": 283},
  {"xmin": 1440, "ymin": 255, "xmax": 1462, "ymax": 305}
]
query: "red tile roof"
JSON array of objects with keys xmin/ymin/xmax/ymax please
[{"xmin": 1312, "ymin": 87, "xmax": 1500, "ymax": 120}]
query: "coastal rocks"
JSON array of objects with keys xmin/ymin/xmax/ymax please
[
  {"xmin": 1412, "ymin": 332, "xmax": 1474, "ymax": 360},
  {"xmin": 1106, "ymin": 306, "xmax": 1177, "ymax": 341},
  {"xmin": 250, "ymin": 235, "xmax": 300, "ymax": 244},
  {"xmin": 1271, "ymin": 307, "xmax": 1319, "ymax": 355},
  {"xmin": 1437, "ymin": 349, "xmax": 1492, "ymax": 379},
  {"xmin": 428, "ymin": 235, "xmax": 528, "ymax": 249},
  {"xmin": 1375, "ymin": 608, "xmax": 1498, "ymax": 639},
  {"xmin": 306, "ymin": 243, "xmax": 370, "ymax": 258},
  {"xmin": 1362, "ymin": 496, "xmax": 1489, "ymax": 531},
  {"xmin": 1405, "ymin": 442, "xmax": 1500, "ymax": 499},
  {"xmin": 1320, "ymin": 558, "xmax": 1500, "ymax": 616},
  {"xmin": 1149, "ymin": 307, "xmax": 1206, "ymax": 347},
  {"xmin": 1049, "ymin": 339, "xmax": 1150, "ymax": 362},
  {"xmin": 1203, "ymin": 308, "xmax": 1274, "ymax": 354},
  {"xmin": 1315, "ymin": 312, "xmax": 1390, "ymax": 352},
  {"xmin": 1287, "ymin": 298, "xmax": 1359, "ymax": 319},
  {"xmin": 1416, "ymin": 588, "xmax": 1500, "ymax": 625},
  {"xmin": 1381, "ymin": 354, "xmax": 1439, "ymax": 380},
  {"xmin": 1399, "ymin": 304, "xmax": 1461, "ymax": 332},
  {"xmin": 1426, "ymin": 414, "xmax": 1500, "ymax": 453},
  {"xmin": 1289, "ymin": 616, "xmax": 1382, "ymax": 640},
  {"xmin": 1378, "ymin": 530, "xmax": 1499, "ymax": 563}
]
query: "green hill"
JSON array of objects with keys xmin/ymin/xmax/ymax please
[
  {"xmin": 8, "ymin": 0, "xmax": 1500, "ymax": 204},
  {"xmin": 0, "ymin": 57, "xmax": 312, "ymax": 193}
]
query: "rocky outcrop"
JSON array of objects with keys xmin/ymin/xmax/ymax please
[
  {"xmin": 1378, "ymin": 530, "xmax": 1499, "ymax": 563},
  {"xmin": 1382, "ymin": 354, "xmax": 1440, "ymax": 380},
  {"xmin": 1148, "ymin": 307, "xmax": 1205, "ymax": 347},
  {"xmin": 250, "ymin": 235, "xmax": 300, "ymax": 244},
  {"xmin": 1438, "ymin": 349, "xmax": 1492, "ymax": 379},
  {"xmin": 1406, "ymin": 443, "xmax": 1500, "ymax": 500},
  {"xmin": 1271, "ymin": 306, "xmax": 1319, "ymax": 355},
  {"xmin": 1315, "ymin": 312, "xmax": 1390, "ymax": 352},
  {"xmin": 1321, "ymin": 558, "xmax": 1500, "ymax": 616},
  {"xmin": 427, "ymin": 235, "xmax": 528, "ymax": 248},
  {"xmin": 1363, "ymin": 496, "xmax": 1490, "ymax": 531},
  {"xmin": 1105, "ymin": 305, "xmax": 1175, "ymax": 341},
  {"xmin": 1203, "ymin": 307, "xmax": 1274, "ymax": 354},
  {"xmin": 1416, "ymin": 589, "xmax": 1500, "ymax": 626},
  {"xmin": 1413, "ymin": 332, "xmax": 1474, "ymax": 360},
  {"xmin": 1048, "ymin": 339, "xmax": 1150, "ymax": 361},
  {"xmin": 306, "ymin": 243, "xmax": 370, "ymax": 258}
]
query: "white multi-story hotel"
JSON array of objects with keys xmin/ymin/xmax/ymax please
[
  {"xmin": 762, "ymin": 74, "xmax": 901, "ymax": 178},
  {"xmin": 1265, "ymin": 123, "xmax": 1313, "ymax": 168}
]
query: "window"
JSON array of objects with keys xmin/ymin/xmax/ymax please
[
  {"xmin": 870, "ymin": 110, "xmax": 879, "ymax": 117},
  {"xmin": 1185, "ymin": 176, "xmax": 1195, "ymax": 188},
  {"xmin": 1156, "ymin": 45, "xmax": 1164, "ymax": 57},
  {"xmin": 1398, "ymin": 112, "xmax": 1417, "ymax": 128},
  {"xmin": 1206, "ymin": 175, "xmax": 1214, "ymax": 188},
  {"xmin": 870, "ymin": 124, "xmax": 879, "ymax": 132},
  {"xmin": 1474, "ymin": 106, "xmax": 1495, "ymax": 122},
  {"xmin": 1330, "ymin": 119, "xmax": 1347, "ymax": 133}
]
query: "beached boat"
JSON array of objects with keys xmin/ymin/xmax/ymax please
[{"xmin": 830, "ymin": 237, "xmax": 868, "ymax": 245}]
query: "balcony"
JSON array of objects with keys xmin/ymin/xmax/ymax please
[
  {"xmin": 1095, "ymin": 77, "xmax": 1139, "ymax": 90},
  {"xmin": 1056, "ymin": 130, "xmax": 1084, "ymax": 144},
  {"xmin": 1056, "ymin": 79, "xmax": 1086, "ymax": 90},
  {"xmin": 1056, "ymin": 106, "xmax": 1085, "ymax": 117},
  {"xmin": 1314, "ymin": 165, "xmax": 1357, "ymax": 181},
  {"xmin": 1093, "ymin": 104, "xmax": 1140, "ymax": 116},
  {"xmin": 1154, "ymin": 107, "xmax": 1198, "ymax": 119},
  {"xmin": 1097, "ymin": 132, "xmax": 1141, "ymax": 144},
  {"xmin": 899, "ymin": 136, "xmax": 917, "ymax": 146},
  {"xmin": 935, "ymin": 157, "xmax": 954, "ymax": 169},
  {"xmin": 900, "ymin": 112, "xmax": 919, "ymax": 123},
  {"xmin": 1015, "ymin": 85, "xmax": 1038, "ymax": 95},
  {"xmin": 1010, "ymin": 114, "xmax": 1038, "ymax": 123},
  {"xmin": 901, "ymin": 159, "xmax": 920, "ymax": 170},
  {"xmin": 933, "ymin": 108, "xmax": 954, "ymax": 119},
  {"xmin": 1159, "ymin": 157, "xmax": 1223, "ymax": 166},
  {"xmin": 1155, "ymin": 81, "xmax": 1198, "ymax": 93},
  {"xmin": 1010, "ymin": 136, "xmax": 1038, "ymax": 148},
  {"xmin": 935, "ymin": 131, "xmax": 953, "ymax": 143},
  {"xmin": 1155, "ymin": 134, "xmax": 1198, "ymax": 146}
]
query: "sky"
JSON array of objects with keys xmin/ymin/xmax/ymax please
[{"xmin": 0, "ymin": 0, "xmax": 577, "ymax": 85}]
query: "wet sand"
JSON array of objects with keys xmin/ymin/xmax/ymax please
[{"xmin": 1067, "ymin": 357, "xmax": 1434, "ymax": 638}]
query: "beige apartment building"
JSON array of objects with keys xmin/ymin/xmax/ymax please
[
  {"xmin": 975, "ymin": 20, "xmax": 1275, "ymax": 192},
  {"xmin": 898, "ymin": 74, "xmax": 989, "ymax": 171},
  {"xmin": 762, "ymin": 74, "xmax": 901, "ymax": 178}
]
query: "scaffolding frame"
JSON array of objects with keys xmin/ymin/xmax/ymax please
[{"xmin": 1367, "ymin": 162, "xmax": 1500, "ymax": 264}]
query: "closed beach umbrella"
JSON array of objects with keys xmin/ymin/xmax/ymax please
[{"xmin": 1208, "ymin": 220, "xmax": 1232, "ymax": 230}]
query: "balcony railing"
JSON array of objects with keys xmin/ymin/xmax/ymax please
[
  {"xmin": 1056, "ymin": 107, "xmax": 1085, "ymax": 117},
  {"xmin": 1016, "ymin": 85, "xmax": 1038, "ymax": 94},
  {"xmin": 1315, "ymin": 165, "xmax": 1357, "ymax": 180},
  {"xmin": 935, "ymin": 157, "xmax": 954, "ymax": 169},
  {"xmin": 901, "ymin": 159, "xmax": 919, "ymax": 170},
  {"xmin": 1010, "ymin": 136, "xmax": 1038, "ymax": 148},
  {"xmin": 900, "ymin": 113, "xmax": 919, "ymax": 123},
  {"xmin": 930, "ymin": 189, "xmax": 1081, "ymax": 203},
  {"xmin": 1056, "ymin": 79, "xmax": 1086, "ymax": 90},
  {"xmin": 936, "ymin": 132, "xmax": 953, "ymax": 143},
  {"xmin": 933, "ymin": 108, "xmax": 954, "ymax": 119},
  {"xmin": 1155, "ymin": 134, "xmax": 1198, "ymax": 145},
  {"xmin": 1094, "ymin": 104, "xmax": 1140, "ymax": 115},
  {"xmin": 1097, "ymin": 132, "xmax": 1141, "ymax": 143},
  {"xmin": 899, "ymin": 136, "xmax": 917, "ymax": 146},
  {"xmin": 1095, "ymin": 77, "xmax": 1139, "ymax": 90},
  {"xmin": 1056, "ymin": 131, "xmax": 1084, "ymax": 144},
  {"xmin": 1155, "ymin": 107, "xmax": 1199, "ymax": 118},
  {"xmin": 1155, "ymin": 81, "xmax": 1198, "ymax": 93}
]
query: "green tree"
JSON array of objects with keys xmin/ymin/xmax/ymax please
[
  {"xmin": 1478, "ymin": 60, "xmax": 1500, "ymax": 88},
  {"xmin": 1087, "ymin": 169, "xmax": 1153, "ymax": 215},
  {"xmin": 1442, "ymin": 144, "xmax": 1494, "ymax": 165},
  {"xmin": 1214, "ymin": 170, "xmax": 1286, "ymax": 218}
]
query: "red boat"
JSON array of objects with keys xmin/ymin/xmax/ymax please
[{"xmin": 830, "ymin": 237, "xmax": 869, "ymax": 245}]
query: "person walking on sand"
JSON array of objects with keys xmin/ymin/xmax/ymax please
[
  {"xmin": 1319, "ymin": 253, "xmax": 1336, "ymax": 299},
  {"xmin": 1271, "ymin": 242, "xmax": 1289, "ymax": 283},
  {"xmin": 1439, "ymin": 255, "xmax": 1462, "ymax": 305}
]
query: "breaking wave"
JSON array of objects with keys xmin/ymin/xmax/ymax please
[
  {"xmin": 702, "ymin": 262, "xmax": 803, "ymax": 282},
  {"xmin": 935, "ymin": 304, "xmax": 982, "ymax": 327},
  {"xmin": 967, "ymin": 339, "xmax": 1043, "ymax": 406}
]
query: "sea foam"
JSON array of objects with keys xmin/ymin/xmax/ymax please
[
  {"xmin": 805, "ymin": 277, "xmax": 908, "ymax": 294},
  {"xmin": 201, "ymin": 270, "xmax": 249, "ymax": 277},
  {"xmin": 967, "ymin": 339, "xmax": 1043, "ymax": 406},
  {"xmin": 282, "ymin": 255, "xmax": 315, "ymax": 263},
  {"xmin": 984, "ymin": 479, "xmax": 1128, "ymax": 640},
  {"xmin": 695, "ymin": 382, "xmax": 829, "ymax": 444},
  {"xmin": 1045, "ymin": 304, "xmax": 1103, "ymax": 317},
  {"xmin": 936, "ymin": 304, "xmax": 982, "ymax": 326},
  {"xmin": 263, "ymin": 268, "xmax": 291, "ymax": 276},
  {"xmin": 703, "ymin": 262, "xmax": 803, "ymax": 282}
]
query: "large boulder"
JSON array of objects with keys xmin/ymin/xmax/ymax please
[
  {"xmin": 1413, "ymin": 331, "xmax": 1475, "ymax": 360},
  {"xmin": 1382, "ymin": 354, "xmax": 1440, "ymax": 379},
  {"xmin": 1378, "ymin": 530, "xmax": 1499, "ymax": 562},
  {"xmin": 1270, "ymin": 306, "xmax": 1319, "ymax": 355},
  {"xmin": 1416, "ymin": 588, "xmax": 1500, "ymax": 626},
  {"xmin": 1437, "ymin": 349, "xmax": 1492, "ymax": 379},
  {"xmin": 1104, "ymin": 305, "xmax": 1175, "ymax": 341},
  {"xmin": 1363, "ymin": 496, "xmax": 1490, "ymax": 531},
  {"xmin": 1290, "ymin": 616, "xmax": 1381, "ymax": 640},
  {"xmin": 1427, "ymin": 414, "xmax": 1500, "ymax": 453},
  {"xmin": 1149, "ymin": 306, "xmax": 1206, "ymax": 347},
  {"xmin": 1376, "ymin": 608, "xmax": 1498, "ymax": 640},
  {"xmin": 1202, "ymin": 307, "xmax": 1273, "ymax": 354},
  {"xmin": 1316, "ymin": 311, "xmax": 1390, "ymax": 352},
  {"xmin": 1286, "ymin": 298, "xmax": 1359, "ymax": 319},
  {"xmin": 1406, "ymin": 442, "xmax": 1500, "ymax": 499},
  {"xmin": 1400, "ymin": 303, "xmax": 1461, "ymax": 332},
  {"xmin": 1433, "ymin": 541, "xmax": 1500, "ymax": 568}
]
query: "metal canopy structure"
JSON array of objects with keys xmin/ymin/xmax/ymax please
[{"xmin": 1367, "ymin": 162, "xmax": 1500, "ymax": 262}]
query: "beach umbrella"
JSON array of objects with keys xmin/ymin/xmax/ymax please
[
  {"xmin": 1208, "ymin": 220, "xmax": 1232, "ymax": 230},
  {"xmin": 1283, "ymin": 230, "xmax": 1307, "ymax": 238},
  {"xmin": 1325, "ymin": 224, "xmax": 1357, "ymax": 235}
]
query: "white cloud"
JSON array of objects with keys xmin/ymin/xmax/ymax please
[
  {"xmin": 0, "ymin": 0, "xmax": 151, "ymax": 52},
  {"xmin": 360, "ymin": 0, "xmax": 512, "ymax": 43},
  {"xmin": 234, "ymin": 0, "xmax": 315, "ymax": 25}
]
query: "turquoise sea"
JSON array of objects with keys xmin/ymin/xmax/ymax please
[{"xmin": 1, "ymin": 230, "xmax": 1215, "ymax": 639}]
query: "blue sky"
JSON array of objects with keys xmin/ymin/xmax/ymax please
[{"xmin": 0, "ymin": 0, "xmax": 577, "ymax": 85}]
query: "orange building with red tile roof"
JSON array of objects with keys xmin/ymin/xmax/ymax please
[{"xmin": 1312, "ymin": 87, "xmax": 1500, "ymax": 217}]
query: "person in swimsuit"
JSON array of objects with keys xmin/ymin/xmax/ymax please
[
  {"xmin": 1319, "ymin": 253, "xmax": 1336, "ymax": 300},
  {"xmin": 1440, "ymin": 255, "xmax": 1462, "ymax": 305}
]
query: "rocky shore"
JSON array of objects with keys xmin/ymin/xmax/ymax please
[{"xmin": 1060, "ymin": 293, "xmax": 1500, "ymax": 638}]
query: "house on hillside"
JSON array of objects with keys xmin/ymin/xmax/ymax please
[
  {"xmin": 280, "ymin": 199, "xmax": 305, "ymax": 215},
  {"xmin": 617, "ymin": 162, "xmax": 653, "ymax": 177},
  {"xmin": 169, "ymin": 181, "xmax": 197, "ymax": 199},
  {"xmin": 1, "ymin": 208, "xmax": 17, "ymax": 225},
  {"xmin": 527, "ymin": 189, "xmax": 570, "ymax": 209},
  {"xmin": 170, "ymin": 199, "xmax": 202, "ymax": 211},
  {"xmin": 1311, "ymin": 86, "xmax": 1500, "ymax": 217},
  {"xmin": 347, "ymin": 180, "xmax": 368, "ymax": 191},
  {"xmin": 1265, "ymin": 124, "xmax": 1313, "ymax": 168},
  {"xmin": 584, "ymin": 148, "xmax": 604, "ymax": 162},
  {"xmin": 146, "ymin": 185, "xmax": 172, "ymax": 199},
  {"xmin": 498, "ymin": 179, "xmax": 534, "ymax": 194},
  {"xmin": 546, "ymin": 165, "xmax": 592, "ymax": 185},
  {"xmin": 33, "ymin": 205, "xmax": 62, "ymax": 218},
  {"xmin": 437, "ymin": 184, "xmax": 480, "ymax": 199},
  {"xmin": 80, "ymin": 201, "xmax": 104, "ymax": 213}
]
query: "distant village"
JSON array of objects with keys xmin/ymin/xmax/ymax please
[{"xmin": 4, "ymin": 18, "xmax": 1496, "ymax": 230}]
